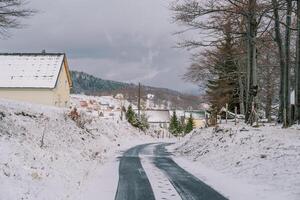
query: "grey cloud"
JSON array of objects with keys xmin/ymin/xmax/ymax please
[{"xmin": 0, "ymin": 0, "xmax": 198, "ymax": 93}]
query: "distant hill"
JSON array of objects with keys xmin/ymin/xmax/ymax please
[
  {"xmin": 70, "ymin": 71, "xmax": 204, "ymax": 110},
  {"xmin": 71, "ymin": 71, "xmax": 129, "ymax": 94}
]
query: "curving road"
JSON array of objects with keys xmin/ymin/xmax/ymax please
[
  {"xmin": 114, "ymin": 143, "xmax": 228, "ymax": 200},
  {"xmin": 114, "ymin": 144, "xmax": 155, "ymax": 200}
]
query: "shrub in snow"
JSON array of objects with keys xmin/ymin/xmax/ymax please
[
  {"xmin": 0, "ymin": 111, "xmax": 5, "ymax": 120},
  {"xmin": 68, "ymin": 107, "xmax": 80, "ymax": 121},
  {"xmin": 15, "ymin": 111, "xmax": 38, "ymax": 118},
  {"xmin": 68, "ymin": 107, "xmax": 92, "ymax": 129}
]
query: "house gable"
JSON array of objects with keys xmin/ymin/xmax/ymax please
[
  {"xmin": 62, "ymin": 56, "xmax": 72, "ymax": 88},
  {"xmin": 54, "ymin": 55, "xmax": 72, "ymax": 89}
]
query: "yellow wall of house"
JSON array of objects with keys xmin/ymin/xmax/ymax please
[
  {"xmin": 0, "ymin": 63, "xmax": 71, "ymax": 107},
  {"xmin": 0, "ymin": 88, "xmax": 55, "ymax": 106},
  {"xmin": 184, "ymin": 118, "xmax": 206, "ymax": 128},
  {"xmin": 193, "ymin": 119, "xmax": 206, "ymax": 128}
]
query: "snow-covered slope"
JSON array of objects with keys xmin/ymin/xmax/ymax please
[
  {"xmin": 0, "ymin": 98, "xmax": 149, "ymax": 200},
  {"xmin": 172, "ymin": 123, "xmax": 300, "ymax": 200}
]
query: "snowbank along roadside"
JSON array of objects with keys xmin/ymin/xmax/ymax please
[
  {"xmin": 0, "ymin": 98, "xmax": 153, "ymax": 200},
  {"xmin": 171, "ymin": 123, "xmax": 300, "ymax": 200}
]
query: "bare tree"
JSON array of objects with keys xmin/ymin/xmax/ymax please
[
  {"xmin": 271, "ymin": 0, "xmax": 285, "ymax": 123},
  {"xmin": 0, "ymin": 0, "xmax": 36, "ymax": 36},
  {"xmin": 172, "ymin": 0, "xmax": 300, "ymax": 127},
  {"xmin": 257, "ymin": 38, "xmax": 280, "ymax": 122},
  {"xmin": 172, "ymin": 0, "xmax": 271, "ymax": 119},
  {"xmin": 284, "ymin": 0, "xmax": 292, "ymax": 127}
]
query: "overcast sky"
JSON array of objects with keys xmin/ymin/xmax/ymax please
[{"xmin": 0, "ymin": 0, "xmax": 199, "ymax": 94}]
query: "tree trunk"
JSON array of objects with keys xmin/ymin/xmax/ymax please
[
  {"xmin": 272, "ymin": 0, "xmax": 285, "ymax": 124},
  {"xmin": 265, "ymin": 67, "xmax": 273, "ymax": 122},
  {"xmin": 266, "ymin": 96, "xmax": 272, "ymax": 122},
  {"xmin": 238, "ymin": 72, "xmax": 245, "ymax": 115},
  {"xmin": 295, "ymin": 0, "xmax": 300, "ymax": 123},
  {"xmin": 246, "ymin": 0, "xmax": 258, "ymax": 125},
  {"xmin": 284, "ymin": 0, "xmax": 292, "ymax": 127},
  {"xmin": 245, "ymin": 23, "xmax": 252, "ymax": 121},
  {"xmin": 237, "ymin": 59, "xmax": 245, "ymax": 115}
]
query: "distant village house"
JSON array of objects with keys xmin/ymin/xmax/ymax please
[
  {"xmin": 0, "ymin": 53, "xmax": 72, "ymax": 107},
  {"xmin": 143, "ymin": 109, "xmax": 170, "ymax": 129}
]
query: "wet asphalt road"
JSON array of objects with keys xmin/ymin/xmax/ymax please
[
  {"xmin": 114, "ymin": 143, "xmax": 228, "ymax": 200},
  {"xmin": 114, "ymin": 144, "xmax": 155, "ymax": 200}
]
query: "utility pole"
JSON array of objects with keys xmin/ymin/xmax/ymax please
[{"xmin": 138, "ymin": 82, "xmax": 141, "ymax": 119}]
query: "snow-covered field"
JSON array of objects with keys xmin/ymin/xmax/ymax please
[
  {"xmin": 0, "ymin": 97, "xmax": 152, "ymax": 200},
  {"xmin": 171, "ymin": 122, "xmax": 300, "ymax": 200}
]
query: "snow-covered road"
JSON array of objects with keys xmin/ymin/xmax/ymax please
[{"xmin": 114, "ymin": 143, "xmax": 228, "ymax": 200}]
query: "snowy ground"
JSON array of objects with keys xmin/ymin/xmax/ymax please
[
  {"xmin": 2, "ymin": 95, "xmax": 300, "ymax": 200},
  {"xmin": 0, "ymin": 98, "xmax": 154, "ymax": 200},
  {"xmin": 171, "ymin": 122, "xmax": 300, "ymax": 200}
]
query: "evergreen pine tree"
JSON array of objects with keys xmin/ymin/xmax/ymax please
[
  {"xmin": 169, "ymin": 111, "xmax": 179, "ymax": 136},
  {"xmin": 126, "ymin": 105, "xmax": 136, "ymax": 125},
  {"xmin": 138, "ymin": 113, "xmax": 149, "ymax": 131},
  {"xmin": 126, "ymin": 105, "xmax": 149, "ymax": 131},
  {"xmin": 205, "ymin": 24, "xmax": 240, "ymax": 119},
  {"xmin": 177, "ymin": 116, "xmax": 185, "ymax": 136},
  {"xmin": 185, "ymin": 114, "xmax": 195, "ymax": 134}
]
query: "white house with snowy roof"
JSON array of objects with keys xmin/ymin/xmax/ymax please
[
  {"xmin": 0, "ymin": 53, "xmax": 72, "ymax": 107},
  {"xmin": 143, "ymin": 109, "xmax": 170, "ymax": 129}
]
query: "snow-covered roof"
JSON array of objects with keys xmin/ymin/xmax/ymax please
[
  {"xmin": 185, "ymin": 111, "xmax": 205, "ymax": 119},
  {"xmin": 0, "ymin": 53, "xmax": 65, "ymax": 88},
  {"xmin": 172, "ymin": 110, "xmax": 185, "ymax": 117}
]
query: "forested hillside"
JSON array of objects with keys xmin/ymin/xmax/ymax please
[
  {"xmin": 71, "ymin": 71, "xmax": 204, "ymax": 110},
  {"xmin": 71, "ymin": 71, "xmax": 129, "ymax": 94}
]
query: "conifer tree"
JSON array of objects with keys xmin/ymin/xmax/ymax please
[
  {"xmin": 126, "ymin": 105, "xmax": 135, "ymax": 124},
  {"xmin": 205, "ymin": 25, "xmax": 240, "ymax": 119},
  {"xmin": 185, "ymin": 114, "xmax": 194, "ymax": 134},
  {"xmin": 177, "ymin": 120, "xmax": 184, "ymax": 135},
  {"xmin": 126, "ymin": 105, "xmax": 149, "ymax": 131},
  {"xmin": 126, "ymin": 105, "xmax": 137, "ymax": 125},
  {"xmin": 169, "ymin": 111, "xmax": 180, "ymax": 136},
  {"xmin": 138, "ymin": 113, "xmax": 149, "ymax": 131}
]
